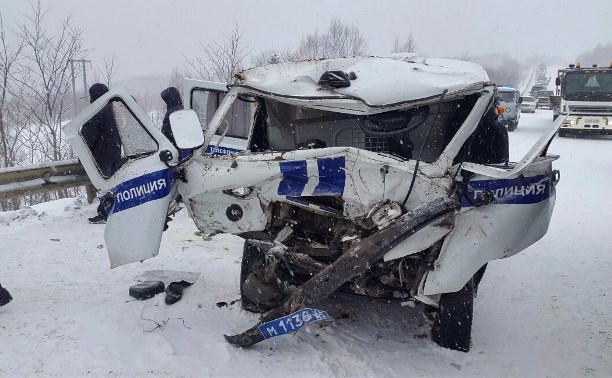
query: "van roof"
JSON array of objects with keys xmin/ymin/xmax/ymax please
[{"xmin": 233, "ymin": 54, "xmax": 490, "ymax": 113}]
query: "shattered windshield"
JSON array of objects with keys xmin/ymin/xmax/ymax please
[
  {"xmin": 562, "ymin": 72, "xmax": 612, "ymax": 101},
  {"xmin": 262, "ymin": 95, "xmax": 476, "ymax": 163}
]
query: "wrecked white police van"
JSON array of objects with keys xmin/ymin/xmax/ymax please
[{"xmin": 65, "ymin": 55, "xmax": 563, "ymax": 352}]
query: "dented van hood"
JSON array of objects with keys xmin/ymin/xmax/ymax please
[{"xmin": 233, "ymin": 54, "xmax": 490, "ymax": 113}]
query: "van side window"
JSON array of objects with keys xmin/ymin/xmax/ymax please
[
  {"xmin": 79, "ymin": 99, "xmax": 158, "ymax": 178},
  {"xmin": 190, "ymin": 89, "xmax": 253, "ymax": 139}
]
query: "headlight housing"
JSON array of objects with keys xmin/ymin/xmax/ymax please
[{"xmin": 224, "ymin": 187, "xmax": 253, "ymax": 198}]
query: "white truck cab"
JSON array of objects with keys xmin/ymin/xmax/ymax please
[{"xmin": 555, "ymin": 63, "xmax": 612, "ymax": 137}]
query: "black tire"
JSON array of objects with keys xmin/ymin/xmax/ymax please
[
  {"xmin": 0, "ymin": 284, "xmax": 13, "ymax": 307},
  {"xmin": 240, "ymin": 240, "xmax": 284, "ymax": 313},
  {"xmin": 431, "ymin": 277, "xmax": 475, "ymax": 352},
  {"xmin": 129, "ymin": 281, "xmax": 165, "ymax": 300}
]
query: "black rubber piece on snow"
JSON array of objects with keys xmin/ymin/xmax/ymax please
[
  {"xmin": 88, "ymin": 214, "xmax": 107, "ymax": 224},
  {"xmin": 129, "ymin": 281, "xmax": 165, "ymax": 300},
  {"xmin": 0, "ymin": 285, "xmax": 13, "ymax": 307},
  {"xmin": 225, "ymin": 196, "xmax": 460, "ymax": 348},
  {"xmin": 164, "ymin": 281, "xmax": 192, "ymax": 305},
  {"xmin": 239, "ymin": 241, "xmax": 267, "ymax": 313},
  {"xmin": 240, "ymin": 241, "xmax": 284, "ymax": 313}
]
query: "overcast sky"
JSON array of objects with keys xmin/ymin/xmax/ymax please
[{"xmin": 2, "ymin": 0, "xmax": 611, "ymax": 81}]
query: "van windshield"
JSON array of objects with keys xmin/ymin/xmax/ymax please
[
  {"xmin": 497, "ymin": 91, "xmax": 516, "ymax": 102},
  {"xmin": 261, "ymin": 95, "xmax": 477, "ymax": 163}
]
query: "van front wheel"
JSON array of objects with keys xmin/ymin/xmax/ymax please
[{"xmin": 431, "ymin": 278, "xmax": 475, "ymax": 352}]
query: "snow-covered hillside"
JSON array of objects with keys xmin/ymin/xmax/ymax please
[{"xmin": 1, "ymin": 110, "xmax": 611, "ymax": 377}]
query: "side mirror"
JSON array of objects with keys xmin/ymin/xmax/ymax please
[
  {"xmin": 169, "ymin": 109, "xmax": 205, "ymax": 150},
  {"xmin": 555, "ymin": 77, "xmax": 561, "ymax": 86},
  {"xmin": 518, "ymin": 97, "xmax": 523, "ymax": 104}
]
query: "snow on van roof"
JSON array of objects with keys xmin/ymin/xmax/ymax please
[{"xmin": 234, "ymin": 54, "xmax": 490, "ymax": 110}]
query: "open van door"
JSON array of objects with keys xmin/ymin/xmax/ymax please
[
  {"xmin": 183, "ymin": 79, "xmax": 253, "ymax": 155},
  {"xmin": 64, "ymin": 89, "xmax": 180, "ymax": 268},
  {"xmin": 423, "ymin": 115, "xmax": 566, "ymax": 294}
]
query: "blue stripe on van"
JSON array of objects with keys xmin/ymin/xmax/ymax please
[
  {"xmin": 278, "ymin": 160, "xmax": 308, "ymax": 196},
  {"xmin": 458, "ymin": 174, "xmax": 551, "ymax": 207},
  {"xmin": 313, "ymin": 157, "xmax": 345, "ymax": 196},
  {"xmin": 110, "ymin": 169, "xmax": 173, "ymax": 214}
]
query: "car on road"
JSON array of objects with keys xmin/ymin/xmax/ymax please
[{"xmin": 520, "ymin": 96, "xmax": 537, "ymax": 113}]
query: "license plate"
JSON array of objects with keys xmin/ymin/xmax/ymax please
[
  {"xmin": 258, "ymin": 308, "xmax": 332, "ymax": 339},
  {"xmin": 585, "ymin": 118, "xmax": 600, "ymax": 123}
]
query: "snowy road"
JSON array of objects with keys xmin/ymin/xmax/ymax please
[{"xmin": 1, "ymin": 110, "xmax": 611, "ymax": 377}]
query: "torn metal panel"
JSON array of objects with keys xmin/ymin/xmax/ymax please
[
  {"xmin": 225, "ymin": 197, "xmax": 460, "ymax": 348},
  {"xmin": 180, "ymin": 147, "xmax": 450, "ymax": 234},
  {"xmin": 424, "ymin": 160, "xmax": 558, "ymax": 295}
]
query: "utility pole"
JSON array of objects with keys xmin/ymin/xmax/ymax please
[
  {"xmin": 68, "ymin": 58, "xmax": 96, "ymax": 204},
  {"xmin": 70, "ymin": 60, "xmax": 76, "ymax": 117},
  {"xmin": 68, "ymin": 58, "xmax": 91, "ymax": 117}
]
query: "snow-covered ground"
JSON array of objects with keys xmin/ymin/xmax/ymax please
[{"xmin": 1, "ymin": 109, "xmax": 612, "ymax": 377}]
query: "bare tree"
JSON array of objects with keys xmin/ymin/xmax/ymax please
[
  {"xmin": 250, "ymin": 50, "xmax": 282, "ymax": 67},
  {"xmin": 95, "ymin": 53, "xmax": 118, "ymax": 88},
  {"xmin": 392, "ymin": 33, "xmax": 417, "ymax": 53},
  {"xmin": 577, "ymin": 43, "xmax": 612, "ymax": 67},
  {"xmin": 168, "ymin": 66, "xmax": 183, "ymax": 89},
  {"xmin": 184, "ymin": 24, "xmax": 252, "ymax": 83},
  {"xmin": 0, "ymin": 13, "xmax": 26, "ymax": 210},
  {"xmin": 14, "ymin": 1, "xmax": 85, "ymax": 163},
  {"xmin": 479, "ymin": 54, "xmax": 524, "ymax": 88},
  {"xmin": 0, "ymin": 13, "xmax": 24, "ymax": 170},
  {"xmin": 295, "ymin": 18, "xmax": 368, "ymax": 60}
]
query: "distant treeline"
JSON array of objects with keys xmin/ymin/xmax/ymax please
[{"xmin": 576, "ymin": 43, "xmax": 612, "ymax": 67}]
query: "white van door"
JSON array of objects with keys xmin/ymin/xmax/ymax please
[
  {"xmin": 183, "ymin": 79, "xmax": 253, "ymax": 155},
  {"xmin": 423, "ymin": 115, "xmax": 566, "ymax": 294},
  {"xmin": 64, "ymin": 89, "xmax": 179, "ymax": 268}
]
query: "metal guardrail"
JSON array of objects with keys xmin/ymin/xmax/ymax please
[{"xmin": 0, "ymin": 159, "xmax": 91, "ymax": 201}]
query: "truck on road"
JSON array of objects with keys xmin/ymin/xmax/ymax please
[
  {"xmin": 554, "ymin": 63, "xmax": 612, "ymax": 137},
  {"xmin": 536, "ymin": 90, "xmax": 554, "ymax": 109}
]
